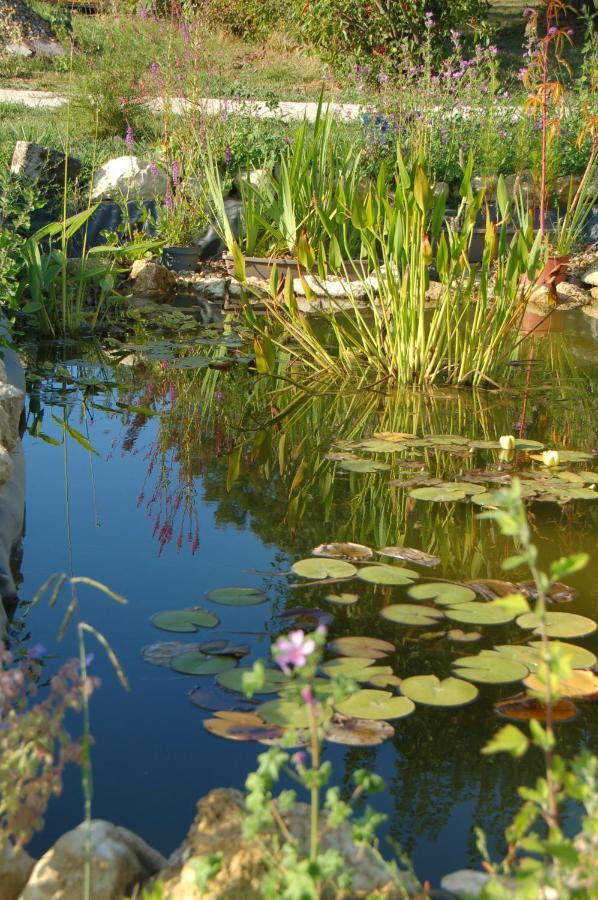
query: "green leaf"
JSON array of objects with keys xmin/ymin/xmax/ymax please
[
  {"xmin": 206, "ymin": 587, "xmax": 266, "ymax": 607},
  {"xmin": 453, "ymin": 650, "xmax": 529, "ymax": 684},
  {"xmin": 357, "ymin": 564, "xmax": 419, "ymax": 585},
  {"xmin": 381, "ymin": 605, "xmax": 444, "ymax": 626},
  {"xmin": 407, "ymin": 583, "xmax": 476, "ymax": 605},
  {"xmin": 400, "ymin": 674, "xmax": 478, "ymax": 707},
  {"xmin": 292, "ymin": 558, "xmax": 357, "ymax": 580},
  {"xmin": 170, "ymin": 652, "xmax": 236, "ymax": 676},
  {"xmin": 335, "ymin": 689, "xmax": 415, "ymax": 721},
  {"xmin": 52, "ymin": 416, "xmax": 98, "ymax": 455},
  {"xmin": 151, "ymin": 607, "xmax": 219, "ymax": 632},
  {"xmin": 516, "ymin": 612, "xmax": 597, "ymax": 639},
  {"xmin": 550, "ymin": 553, "xmax": 589, "ymax": 580},
  {"xmin": 482, "ymin": 724, "xmax": 529, "ymax": 758},
  {"xmin": 445, "ymin": 601, "xmax": 518, "ymax": 626}
]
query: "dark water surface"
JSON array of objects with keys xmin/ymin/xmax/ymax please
[{"xmin": 15, "ymin": 310, "xmax": 598, "ymax": 886}]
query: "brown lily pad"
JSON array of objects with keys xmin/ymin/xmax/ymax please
[
  {"xmin": 325, "ymin": 713, "xmax": 395, "ymax": 746},
  {"xmin": 312, "ymin": 542, "xmax": 373, "ymax": 561},
  {"xmin": 203, "ymin": 711, "xmax": 284, "ymax": 742},
  {"xmin": 141, "ymin": 642, "xmax": 202, "ymax": 668},
  {"xmin": 495, "ymin": 693, "xmax": 578, "ymax": 723},
  {"xmin": 188, "ymin": 684, "xmax": 259, "ymax": 713},
  {"xmin": 378, "ymin": 546, "xmax": 441, "ymax": 567},
  {"xmin": 280, "ymin": 607, "xmax": 334, "ymax": 628}
]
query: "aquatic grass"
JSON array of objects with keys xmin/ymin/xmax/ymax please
[{"xmin": 245, "ymin": 153, "xmax": 544, "ymax": 386}]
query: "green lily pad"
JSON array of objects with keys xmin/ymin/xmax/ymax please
[
  {"xmin": 321, "ymin": 657, "xmax": 375, "ymax": 677},
  {"xmin": 453, "ymin": 650, "xmax": 529, "ymax": 684},
  {"xmin": 326, "ymin": 714, "xmax": 395, "ymax": 746},
  {"xmin": 432, "ymin": 481, "xmax": 487, "ymax": 496},
  {"xmin": 325, "ymin": 592, "xmax": 360, "ymax": 606},
  {"xmin": 561, "ymin": 487, "xmax": 597, "ymax": 500},
  {"xmin": 258, "ymin": 699, "xmax": 332, "ymax": 729},
  {"xmin": 471, "ymin": 492, "xmax": 500, "ymax": 508},
  {"xmin": 335, "ymin": 689, "xmax": 415, "ymax": 720},
  {"xmin": 445, "ymin": 601, "xmax": 518, "ymax": 625},
  {"xmin": 151, "ymin": 607, "xmax": 219, "ymax": 632},
  {"xmin": 142, "ymin": 641, "xmax": 202, "ymax": 667},
  {"xmin": 409, "ymin": 486, "xmax": 466, "ymax": 502},
  {"xmin": 400, "ymin": 674, "xmax": 479, "ymax": 707},
  {"xmin": 216, "ymin": 667, "xmax": 287, "ymax": 694},
  {"xmin": 516, "ymin": 612, "xmax": 597, "ymax": 639},
  {"xmin": 380, "ymin": 604, "xmax": 444, "ymax": 626},
  {"xmin": 528, "ymin": 641, "xmax": 597, "ymax": 669},
  {"xmin": 378, "ymin": 546, "xmax": 441, "ymax": 567},
  {"xmin": 313, "ymin": 542, "xmax": 373, "ymax": 561},
  {"xmin": 357, "ymin": 439, "xmax": 410, "ymax": 453},
  {"xmin": 553, "ymin": 450, "xmax": 593, "ymax": 462},
  {"xmin": 328, "ymin": 635, "xmax": 396, "ymax": 659},
  {"xmin": 338, "ymin": 459, "xmax": 390, "ymax": 473},
  {"xmin": 426, "ymin": 435, "xmax": 470, "ymax": 445},
  {"xmin": 578, "ymin": 471, "xmax": 598, "ymax": 483},
  {"xmin": 292, "ymin": 558, "xmax": 357, "ymax": 580},
  {"xmin": 408, "ymin": 583, "xmax": 476, "ymax": 605},
  {"xmin": 170, "ymin": 652, "xmax": 237, "ymax": 676},
  {"xmin": 493, "ymin": 644, "xmax": 543, "ymax": 670},
  {"xmin": 357, "ymin": 564, "xmax": 419, "ymax": 585},
  {"xmin": 514, "ymin": 439, "xmax": 545, "ymax": 450},
  {"xmin": 206, "ymin": 587, "xmax": 266, "ymax": 607},
  {"xmin": 469, "ymin": 440, "xmax": 502, "ymax": 449}
]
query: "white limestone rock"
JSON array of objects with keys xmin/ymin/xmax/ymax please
[
  {"xmin": 440, "ymin": 869, "xmax": 489, "ymax": 897},
  {"xmin": 292, "ymin": 274, "xmax": 367, "ymax": 300},
  {"xmin": 21, "ymin": 820, "xmax": 165, "ymax": 900},
  {"xmin": 581, "ymin": 266, "xmax": 598, "ymax": 287},
  {"xmin": 91, "ymin": 156, "xmax": 168, "ymax": 201},
  {"xmin": 129, "ymin": 259, "xmax": 177, "ymax": 298}
]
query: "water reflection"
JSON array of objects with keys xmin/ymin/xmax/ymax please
[{"xmin": 16, "ymin": 312, "xmax": 598, "ymax": 881}]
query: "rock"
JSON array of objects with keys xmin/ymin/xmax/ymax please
[
  {"xmin": 10, "ymin": 141, "xmax": 81, "ymax": 185},
  {"xmin": 433, "ymin": 181, "xmax": 449, "ymax": 200},
  {"xmin": 472, "ymin": 174, "xmax": 497, "ymax": 196},
  {"xmin": 129, "ymin": 259, "xmax": 177, "ymax": 298},
  {"xmin": 228, "ymin": 277, "xmax": 269, "ymax": 301},
  {"xmin": 28, "ymin": 39, "xmax": 65, "ymax": 58},
  {"xmin": 0, "ymin": 842, "xmax": 35, "ymax": 900},
  {"xmin": 554, "ymin": 175, "xmax": 582, "ymax": 205},
  {"xmin": 527, "ymin": 285, "xmax": 553, "ymax": 314},
  {"xmin": 591, "ymin": 286, "xmax": 598, "ymax": 300},
  {"xmin": 234, "ymin": 169, "xmax": 269, "ymax": 191},
  {"xmin": 582, "ymin": 300, "xmax": 598, "ymax": 319},
  {"xmin": 159, "ymin": 789, "xmax": 415, "ymax": 899},
  {"xmin": 186, "ymin": 277, "xmax": 227, "ymax": 303},
  {"xmin": 4, "ymin": 42, "xmax": 32, "ymax": 56},
  {"xmin": 581, "ymin": 266, "xmax": 598, "ymax": 287},
  {"xmin": 21, "ymin": 820, "xmax": 165, "ymax": 900},
  {"xmin": 440, "ymin": 869, "xmax": 489, "ymax": 897},
  {"xmin": 555, "ymin": 282, "xmax": 591, "ymax": 309},
  {"xmin": 505, "ymin": 170, "xmax": 539, "ymax": 204},
  {"xmin": 292, "ymin": 274, "xmax": 367, "ymax": 300},
  {"xmin": 91, "ymin": 157, "xmax": 168, "ymax": 202}
]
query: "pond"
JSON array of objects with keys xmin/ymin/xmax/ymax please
[{"xmin": 14, "ymin": 307, "xmax": 598, "ymax": 887}]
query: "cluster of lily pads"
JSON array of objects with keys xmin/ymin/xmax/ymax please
[
  {"xmin": 328, "ymin": 432, "xmax": 597, "ymax": 506},
  {"xmin": 141, "ymin": 538, "xmax": 597, "ymax": 747}
]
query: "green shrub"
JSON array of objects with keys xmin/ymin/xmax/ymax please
[
  {"xmin": 202, "ymin": 0, "xmax": 284, "ymax": 40},
  {"xmin": 297, "ymin": 0, "xmax": 490, "ymax": 73}
]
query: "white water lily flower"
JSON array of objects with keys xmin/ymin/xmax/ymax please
[
  {"xmin": 542, "ymin": 450, "xmax": 560, "ymax": 467},
  {"xmin": 499, "ymin": 435, "xmax": 516, "ymax": 450}
]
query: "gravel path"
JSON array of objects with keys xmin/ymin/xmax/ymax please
[{"xmin": 0, "ymin": 88, "xmax": 364, "ymax": 120}]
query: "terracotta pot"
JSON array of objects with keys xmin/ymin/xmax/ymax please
[
  {"xmin": 520, "ymin": 308, "xmax": 564, "ymax": 335},
  {"xmin": 537, "ymin": 253, "xmax": 570, "ymax": 288}
]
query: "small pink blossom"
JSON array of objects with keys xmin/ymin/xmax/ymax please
[
  {"xmin": 301, "ymin": 686, "xmax": 316, "ymax": 706},
  {"xmin": 274, "ymin": 630, "xmax": 316, "ymax": 673}
]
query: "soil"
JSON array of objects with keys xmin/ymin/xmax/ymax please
[{"xmin": 0, "ymin": 0, "xmax": 56, "ymax": 44}]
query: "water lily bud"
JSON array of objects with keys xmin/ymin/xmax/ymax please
[
  {"xmin": 542, "ymin": 450, "xmax": 559, "ymax": 467},
  {"xmin": 499, "ymin": 435, "xmax": 515, "ymax": 450}
]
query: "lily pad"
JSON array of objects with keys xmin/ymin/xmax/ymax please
[
  {"xmin": 495, "ymin": 693, "xmax": 578, "ymax": 723},
  {"xmin": 292, "ymin": 558, "xmax": 357, "ymax": 580},
  {"xmin": 466, "ymin": 579, "xmax": 518, "ymax": 601},
  {"xmin": 151, "ymin": 607, "xmax": 219, "ymax": 633},
  {"xmin": 408, "ymin": 583, "xmax": 476, "ymax": 605},
  {"xmin": 409, "ymin": 486, "xmax": 466, "ymax": 502},
  {"xmin": 426, "ymin": 434, "xmax": 470, "ymax": 445},
  {"xmin": 170, "ymin": 652, "xmax": 237, "ymax": 676},
  {"xmin": 141, "ymin": 641, "xmax": 202, "ymax": 667},
  {"xmin": 528, "ymin": 641, "xmax": 597, "ymax": 669},
  {"xmin": 399, "ymin": 674, "xmax": 479, "ymax": 707},
  {"xmin": 312, "ymin": 542, "xmax": 373, "ymax": 561},
  {"xmin": 328, "ymin": 635, "xmax": 396, "ymax": 659},
  {"xmin": 258, "ymin": 699, "xmax": 332, "ymax": 729},
  {"xmin": 516, "ymin": 612, "xmax": 597, "ymax": 639},
  {"xmin": 380, "ymin": 605, "xmax": 444, "ymax": 626},
  {"xmin": 373, "ymin": 431, "xmax": 417, "ymax": 442},
  {"xmin": 325, "ymin": 592, "xmax": 360, "ymax": 606},
  {"xmin": 445, "ymin": 601, "xmax": 518, "ymax": 626},
  {"xmin": 216, "ymin": 667, "xmax": 287, "ymax": 694},
  {"xmin": 206, "ymin": 587, "xmax": 266, "ymax": 606},
  {"xmin": 357, "ymin": 564, "xmax": 419, "ymax": 585},
  {"xmin": 469, "ymin": 439, "xmax": 502, "ymax": 450},
  {"xmin": 338, "ymin": 458, "xmax": 390, "ymax": 473},
  {"xmin": 453, "ymin": 650, "xmax": 529, "ymax": 684},
  {"xmin": 204, "ymin": 711, "xmax": 283, "ymax": 742},
  {"xmin": 326, "ymin": 713, "xmax": 395, "ymax": 746},
  {"xmin": 188, "ymin": 684, "xmax": 259, "ymax": 713},
  {"xmin": 447, "ymin": 629, "xmax": 482, "ymax": 643},
  {"xmin": 280, "ymin": 607, "xmax": 334, "ymax": 628},
  {"xmin": 335, "ymin": 689, "xmax": 415, "ymax": 720},
  {"xmin": 321, "ymin": 657, "xmax": 375, "ymax": 677},
  {"xmin": 514, "ymin": 439, "xmax": 545, "ymax": 451},
  {"xmin": 518, "ymin": 581, "xmax": 577, "ymax": 604},
  {"xmin": 471, "ymin": 492, "xmax": 500, "ymax": 508},
  {"xmin": 378, "ymin": 546, "xmax": 441, "ymax": 567},
  {"xmin": 523, "ymin": 669, "xmax": 598, "ymax": 700}
]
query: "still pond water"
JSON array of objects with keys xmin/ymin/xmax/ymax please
[{"xmin": 15, "ymin": 309, "xmax": 598, "ymax": 886}]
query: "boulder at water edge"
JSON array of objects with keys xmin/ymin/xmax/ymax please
[
  {"xmin": 20, "ymin": 820, "xmax": 167, "ymax": 900},
  {"xmin": 0, "ymin": 842, "xmax": 35, "ymax": 900},
  {"xmin": 91, "ymin": 157, "xmax": 168, "ymax": 202},
  {"xmin": 129, "ymin": 259, "xmax": 177, "ymax": 298}
]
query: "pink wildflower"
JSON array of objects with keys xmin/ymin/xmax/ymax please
[{"xmin": 274, "ymin": 630, "xmax": 316, "ymax": 673}]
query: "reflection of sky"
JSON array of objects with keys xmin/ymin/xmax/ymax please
[{"xmin": 20, "ymin": 361, "xmax": 598, "ymax": 887}]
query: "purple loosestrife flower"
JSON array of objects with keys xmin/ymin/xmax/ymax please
[
  {"xmin": 224, "ymin": 147, "xmax": 233, "ymax": 166},
  {"xmin": 171, "ymin": 158, "xmax": 181, "ymax": 186},
  {"xmin": 164, "ymin": 189, "xmax": 174, "ymax": 212},
  {"xmin": 149, "ymin": 161, "xmax": 159, "ymax": 176},
  {"xmin": 301, "ymin": 686, "xmax": 316, "ymax": 706},
  {"xmin": 274, "ymin": 630, "xmax": 316, "ymax": 674},
  {"xmin": 125, "ymin": 123, "xmax": 135, "ymax": 154}
]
